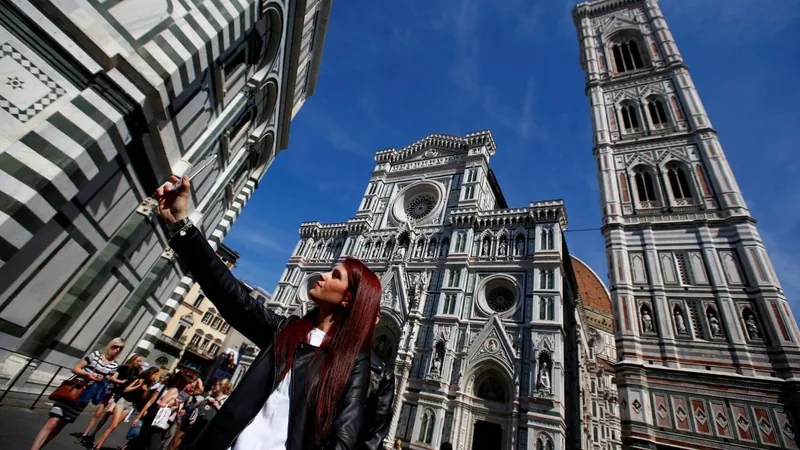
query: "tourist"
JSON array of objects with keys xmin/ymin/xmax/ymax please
[
  {"xmin": 29, "ymin": 338, "xmax": 126, "ymax": 450},
  {"xmin": 178, "ymin": 379, "xmax": 232, "ymax": 450},
  {"xmin": 128, "ymin": 372, "xmax": 191, "ymax": 450},
  {"xmin": 119, "ymin": 367, "xmax": 162, "ymax": 450},
  {"xmin": 88, "ymin": 354, "xmax": 143, "ymax": 449},
  {"xmin": 154, "ymin": 175, "xmax": 382, "ymax": 450}
]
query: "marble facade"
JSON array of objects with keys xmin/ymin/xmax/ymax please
[{"xmin": 0, "ymin": 0, "xmax": 331, "ymax": 394}]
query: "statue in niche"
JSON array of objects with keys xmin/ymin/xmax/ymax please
[
  {"xmin": 745, "ymin": 312, "xmax": 761, "ymax": 339},
  {"xmin": 383, "ymin": 242, "xmax": 393, "ymax": 258},
  {"xmin": 707, "ymin": 310, "xmax": 722, "ymax": 337},
  {"xmin": 381, "ymin": 288, "xmax": 394, "ymax": 307},
  {"xmin": 482, "ymin": 239, "xmax": 490, "ymax": 256},
  {"xmin": 515, "ymin": 237, "xmax": 525, "ymax": 256},
  {"xmin": 416, "ymin": 271, "xmax": 430, "ymax": 296},
  {"xmin": 537, "ymin": 359, "xmax": 551, "ymax": 391},
  {"xmin": 498, "ymin": 239, "xmax": 507, "ymax": 256},
  {"xmin": 396, "ymin": 245, "xmax": 406, "ymax": 259},
  {"xmin": 427, "ymin": 242, "xmax": 435, "ymax": 257},
  {"xmin": 414, "ymin": 241, "xmax": 423, "ymax": 258},
  {"xmin": 674, "ymin": 308, "xmax": 688, "ymax": 335},
  {"xmin": 641, "ymin": 308, "xmax": 654, "ymax": 333}
]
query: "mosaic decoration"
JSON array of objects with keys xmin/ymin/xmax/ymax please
[{"xmin": 0, "ymin": 43, "xmax": 65, "ymax": 123}]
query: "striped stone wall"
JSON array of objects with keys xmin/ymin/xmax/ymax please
[{"xmin": 0, "ymin": 0, "xmax": 330, "ymax": 376}]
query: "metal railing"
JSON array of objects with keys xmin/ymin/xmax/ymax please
[{"xmin": 0, "ymin": 347, "xmax": 74, "ymax": 410}]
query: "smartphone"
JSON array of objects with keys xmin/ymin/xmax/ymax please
[{"xmin": 169, "ymin": 154, "xmax": 219, "ymax": 191}]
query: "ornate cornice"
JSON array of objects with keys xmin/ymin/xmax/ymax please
[{"xmin": 374, "ymin": 130, "xmax": 497, "ymax": 164}]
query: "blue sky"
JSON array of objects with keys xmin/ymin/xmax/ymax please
[{"xmin": 225, "ymin": 0, "xmax": 800, "ymax": 317}]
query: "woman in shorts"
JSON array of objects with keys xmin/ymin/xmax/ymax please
[
  {"xmin": 90, "ymin": 354, "xmax": 144, "ymax": 449},
  {"xmin": 29, "ymin": 338, "xmax": 126, "ymax": 450}
]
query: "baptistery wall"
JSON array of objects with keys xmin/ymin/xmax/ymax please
[{"xmin": 0, "ymin": 0, "xmax": 331, "ymax": 394}]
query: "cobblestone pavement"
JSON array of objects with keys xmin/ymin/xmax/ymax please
[{"xmin": 0, "ymin": 404, "xmax": 131, "ymax": 450}]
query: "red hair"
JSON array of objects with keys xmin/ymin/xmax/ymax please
[{"xmin": 274, "ymin": 257, "xmax": 381, "ymax": 445}]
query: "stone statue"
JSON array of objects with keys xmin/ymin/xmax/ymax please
[
  {"xmin": 515, "ymin": 238, "xmax": 524, "ymax": 256},
  {"xmin": 641, "ymin": 308, "xmax": 654, "ymax": 333},
  {"xmin": 381, "ymin": 288, "xmax": 393, "ymax": 307},
  {"xmin": 383, "ymin": 242, "xmax": 393, "ymax": 258},
  {"xmin": 674, "ymin": 309, "xmax": 687, "ymax": 334},
  {"xmin": 482, "ymin": 239, "xmax": 490, "ymax": 256},
  {"xmin": 396, "ymin": 245, "xmax": 406, "ymax": 259},
  {"xmin": 498, "ymin": 239, "xmax": 507, "ymax": 256},
  {"xmin": 745, "ymin": 313, "xmax": 761, "ymax": 339},
  {"xmin": 708, "ymin": 311, "xmax": 722, "ymax": 337},
  {"xmin": 537, "ymin": 360, "xmax": 551, "ymax": 391},
  {"xmin": 414, "ymin": 241, "xmax": 423, "ymax": 258},
  {"xmin": 427, "ymin": 243, "xmax": 435, "ymax": 257},
  {"xmin": 416, "ymin": 271, "xmax": 430, "ymax": 294}
]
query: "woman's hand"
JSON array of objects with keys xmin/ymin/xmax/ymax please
[{"xmin": 154, "ymin": 175, "xmax": 191, "ymax": 224}]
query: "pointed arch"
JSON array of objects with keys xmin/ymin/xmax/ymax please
[
  {"xmin": 618, "ymin": 99, "xmax": 641, "ymax": 132},
  {"xmin": 419, "ymin": 408, "xmax": 436, "ymax": 444},
  {"xmin": 646, "ymin": 94, "xmax": 670, "ymax": 128},
  {"xmin": 606, "ymin": 29, "xmax": 649, "ymax": 73},
  {"xmin": 631, "ymin": 164, "xmax": 659, "ymax": 207}
]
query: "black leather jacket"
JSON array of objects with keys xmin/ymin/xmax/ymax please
[
  {"xmin": 360, "ymin": 355, "xmax": 396, "ymax": 450},
  {"xmin": 170, "ymin": 226, "xmax": 370, "ymax": 450}
]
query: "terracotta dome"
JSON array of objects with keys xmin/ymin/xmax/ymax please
[{"xmin": 570, "ymin": 256, "xmax": 612, "ymax": 314}]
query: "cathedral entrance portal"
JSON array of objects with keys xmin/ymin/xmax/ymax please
[{"xmin": 471, "ymin": 420, "xmax": 502, "ymax": 450}]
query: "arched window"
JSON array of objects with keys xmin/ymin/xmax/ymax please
[
  {"xmin": 362, "ymin": 242, "xmax": 371, "ymax": 258},
  {"xmin": 154, "ymin": 356, "xmax": 169, "ymax": 368},
  {"xmin": 540, "ymin": 228, "xmax": 554, "ymax": 250},
  {"xmin": 454, "ymin": 233, "xmax": 464, "ymax": 252},
  {"xmin": 620, "ymin": 103, "xmax": 640, "ymax": 131},
  {"xmin": 633, "ymin": 169, "xmax": 658, "ymax": 203},
  {"xmin": 666, "ymin": 164, "xmax": 693, "ymax": 201},
  {"xmin": 611, "ymin": 37, "xmax": 645, "ymax": 73},
  {"xmin": 648, "ymin": 97, "xmax": 669, "ymax": 126},
  {"xmin": 540, "ymin": 270, "xmax": 554, "ymax": 290},
  {"xmin": 419, "ymin": 409, "xmax": 435, "ymax": 444},
  {"xmin": 539, "ymin": 297, "xmax": 554, "ymax": 320},
  {"xmin": 201, "ymin": 312, "xmax": 213, "ymax": 324}
]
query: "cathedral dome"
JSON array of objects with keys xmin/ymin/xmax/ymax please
[{"xmin": 571, "ymin": 256, "xmax": 612, "ymax": 315}]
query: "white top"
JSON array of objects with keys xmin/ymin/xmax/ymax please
[{"xmin": 231, "ymin": 328, "xmax": 327, "ymax": 450}]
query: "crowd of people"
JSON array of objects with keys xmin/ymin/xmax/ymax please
[
  {"xmin": 29, "ymin": 336, "xmax": 235, "ymax": 450},
  {"xmin": 29, "ymin": 174, "xmax": 419, "ymax": 450}
]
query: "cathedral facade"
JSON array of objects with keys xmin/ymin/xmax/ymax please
[
  {"xmin": 271, "ymin": 131, "xmax": 621, "ymax": 450},
  {"xmin": 573, "ymin": 0, "xmax": 800, "ymax": 448},
  {"xmin": 0, "ymin": 0, "xmax": 330, "ymax": 392}
]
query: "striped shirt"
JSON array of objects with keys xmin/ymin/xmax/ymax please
[{"xmin": 85, "ymin": 351, "xmax": 119, "ymax": 378}]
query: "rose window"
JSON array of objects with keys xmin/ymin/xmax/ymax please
[
  {"xmin": 405, "ymin": 194, "xmax": 436, "ymax": 220},
  {"xmin": 487, "ymin": 286, "xmax": 515, "ymax": 312}
]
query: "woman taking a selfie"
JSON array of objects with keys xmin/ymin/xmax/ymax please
[{"xmin": 154, "ymin": 176, "xmax": 382, "ymax": 450}]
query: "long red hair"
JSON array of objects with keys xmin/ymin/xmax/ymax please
[{"xmin": 274, "ymin": 257, "xmax": 381, "ymax": 446}]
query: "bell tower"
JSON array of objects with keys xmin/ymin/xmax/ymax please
[{"xmin": 573, "ymin": 0, "xmax": 800, "ymax": 448}]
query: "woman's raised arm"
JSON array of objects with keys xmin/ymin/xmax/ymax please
[
  {"xmin": 169, "ymin": 227, "xmax": 284, "ymax": 347},
  {"xmin": 156, "ymin": 175, "xmax": 284, "ymax": 348}
]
